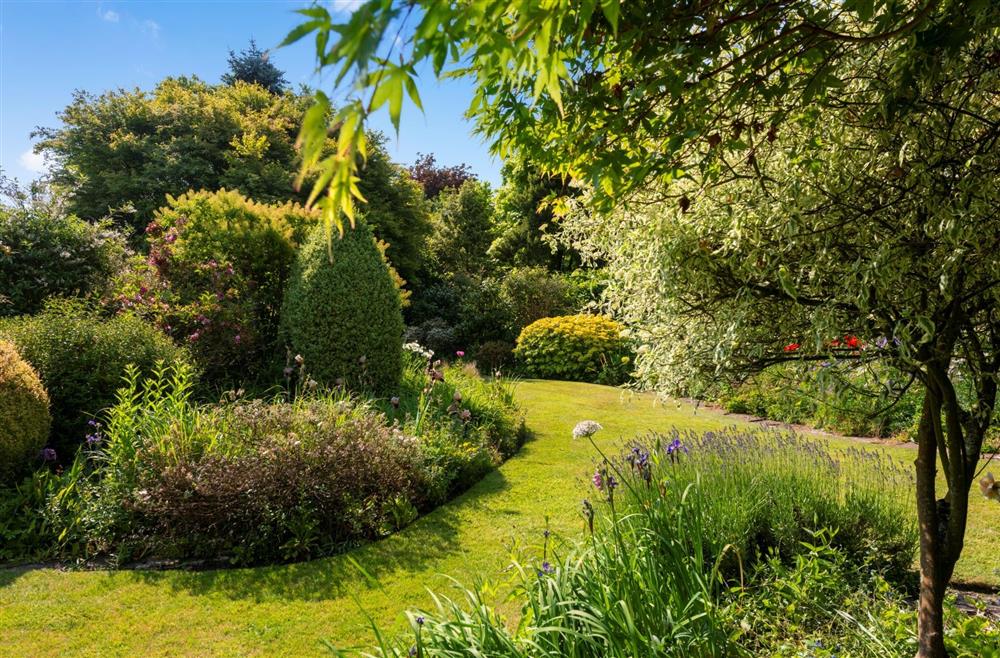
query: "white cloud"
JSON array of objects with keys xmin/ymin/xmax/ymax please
[
  {"xmin": 140, "ymin": 19, "xmax": 160, "ymax": 39},
  {"xmin": 100, "ymin": 9, "xmax": 119, "ymax": 23},
  {"xmin": 19, "ymin": 150, "xmax": 49, "ymax": 174},
  {"xmin": 330, "ymin": 0, "xmax": 364, "ymax": 14}
]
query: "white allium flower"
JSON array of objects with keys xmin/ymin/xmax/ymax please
[
  {"xmin": 572, "ymin": 420, "xmax": 603, "ymax": 439},
  {"xmin": 403, "ymin": 342, "xmax": 434, "ymax": 359}
]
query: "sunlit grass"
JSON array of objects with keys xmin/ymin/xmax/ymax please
[{"xmin": 0, "ymin": 380, "xmax": 995, "ymax": 657}]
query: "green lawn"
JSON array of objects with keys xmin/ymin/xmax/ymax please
[{"xmin": 1, "ymin": 380, "xmax": 996, "ymax": 657}]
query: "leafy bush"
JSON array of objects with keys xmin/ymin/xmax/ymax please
[
  {"xmin": 406, "ymin": 274, "xmax": 513, "ymax": 353},
  {"xmin": 35, "ymin": 77, "xmax": 312, "ymax": 236},
  {"xmin": 0, "ymin": 201, "xmax": 126, "ymax": 318},
  {"xmin": 282, "ymin": 220, "xmax": 404, "ymax": 393},
  {"xmin": 717, "ymin": 363, "xmax": 924, "ymax": 438},
  {"xmin": 474, "ymin": 340, "xmax": 515, "ymax": 374},
  {"xmin": 112, "ymin": 189, "xmax": 313, "ymax": 383},
  {"xmin": 514, "ymin": 314, "xmax": 632, "ymax": 384},
  {"xmin": 0, "ymin": 300, "xmax": 187, "ymax": 458},
  {"xmin": 499, "ymin": 266, "xmax": 577, "ymax": 331},
  {"xmin": 0, "ymin": 341, "xmax": 51, "ymax": 484}
]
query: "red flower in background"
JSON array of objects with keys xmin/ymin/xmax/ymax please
[
  {"xmin": 784, "ymin": 343, "xmax": 800, "ymax": 352},
  {"xmin": 844, "ymin": 335, "xmax": 861, "ymax": 349}
]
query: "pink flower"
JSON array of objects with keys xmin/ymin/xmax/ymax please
[
  {"xmin": 456, "ymin": 350, "xmax": 465, "ymax": 357},
  {"xmin": 233, "ymin": 334, "xmax": 241, "ymax": 344}
]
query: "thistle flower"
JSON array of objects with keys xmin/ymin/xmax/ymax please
[{"xmin": 572, "ymin": 420, "xmax": 603, "ymax": 439}]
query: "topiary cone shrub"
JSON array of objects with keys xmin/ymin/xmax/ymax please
[
  {"xmin": 282, "ymin": 220, "xmax": 404, "ymax": 392},
  {"xmin": 514, "ymin": 314, "xmax": 633, "ymax": 384},
  {"xmin": 0, "ymin": 340, "xmax": 51, "ymax": 484}
]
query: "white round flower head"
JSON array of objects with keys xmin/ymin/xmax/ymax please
[
  {"xmin": 572, "ymin": 420, "xmax": 603, "ymax": 439},
  {"xmin": 403, "ymin": 341, "xmax": 434, "ymax": 360}
]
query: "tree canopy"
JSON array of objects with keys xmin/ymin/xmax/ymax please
[
  {"xmin": 35, "ymin": 77, "xmax": 309, "ymax": 236},
  {"xmin": 222, "ymin": 38, "xmax": 289, "ymax": 94},
  {"xmin": 408, "ymin": 153, "xmax": 476, "ymax": 200}
]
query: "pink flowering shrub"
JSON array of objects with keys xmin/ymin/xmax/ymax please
[{"xmin": 110, "ymin": 190, "xmax": 314, "ymax": 383}]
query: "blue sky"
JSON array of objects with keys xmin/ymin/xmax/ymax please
[{"xmin": 0, "ymin": 1, "xmax": 501, "ymax": 186}]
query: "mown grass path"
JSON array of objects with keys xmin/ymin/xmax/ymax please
[{"xmin": 1, "ymin": 380, "xmax": 996, "ymax": 657}]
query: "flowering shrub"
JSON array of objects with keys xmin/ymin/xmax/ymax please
[
  {"xmin": 514, "ymin": 314, "xmax": 632, "ymax": 384},
  {"xmin": 0, "ymin": 340, "xmax": 51, "ymax": 484},
  {"xmin": 0, "ymin": 202, "xmax": 126, "ymax": 318},
  {"xmin": 111, "ymin": 189, "xmax": 314, "ymax": 384}
]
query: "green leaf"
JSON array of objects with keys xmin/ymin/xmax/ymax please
[
  {"xmin": 279, "ymin": 19, "xmax": 324, "ymax": 48},
  {"xmin": 600, "ymin": 0, "xmax": 620, "ymax": 33}
]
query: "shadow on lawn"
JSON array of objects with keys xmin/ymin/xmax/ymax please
[{"xmin": 120, "ymin": 456, "xmax": 519, "ymax": 603}]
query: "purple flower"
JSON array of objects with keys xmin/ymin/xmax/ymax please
[
  {"xmin": 581, "ymin": 499, "xmax": 594, "ymax": 533},
  {"xmin": 666, "ymin": 438, "xmax": 687, "ymax": 455},
  {"xmin": 538, "ymin": 561, "xmax": 555, "ymax": 575},
  {"xmin": 415, "ymin": 616, "xmax": 425, "ymax": 626},
  {"xmin": 41, "ymin": 447, "xmax": 57, "ymax": 462},
  {"xmin": 592, "ymin": 469, "xmax": 604, "ymax": 490},
  {"xmin": 233, "ymin": 334, "xmax": 241, "ymax": 344},
  {"xmin": 875, "ymin": 336, "xmax": 889, "ymax": 349}
]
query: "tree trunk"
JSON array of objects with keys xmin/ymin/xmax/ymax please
[{"xmin": 915, "ymin": 393, "xmax": 949, "ymax": 658}]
